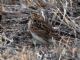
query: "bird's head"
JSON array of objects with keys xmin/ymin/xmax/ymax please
[{"xmin": 31, "ymin": 12, "xmax": 44, "ymax": 21}]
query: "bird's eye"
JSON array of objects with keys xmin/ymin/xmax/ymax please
[{"xmin": 34, "ymin": 20, "xmax": 36, "ymax": 22}]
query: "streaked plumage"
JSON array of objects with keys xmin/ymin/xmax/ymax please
[{"xmin": 28, "ymin": 13, "xmax": 61, "ymax": 44}]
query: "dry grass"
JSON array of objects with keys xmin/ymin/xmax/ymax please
[{"xmin": 0, "ymin": 0, "xmax": 80, "ymax": 60}]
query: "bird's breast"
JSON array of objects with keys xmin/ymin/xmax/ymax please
[{"xmin": 31, "ymin": 32, "xmax": 46, "ymax": 43}]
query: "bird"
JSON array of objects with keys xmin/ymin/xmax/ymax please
[{"xmin": 28, "ymin": 12, "xmax": 61, "ymax": 45}]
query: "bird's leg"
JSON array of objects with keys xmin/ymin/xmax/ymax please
[
  {"xmin": 51, "ymin": 37, "xmax": 57, "ymax": 48},
  {"xmin": 32, "ymin": 38, "xmax": 37, "ymax": 51}
]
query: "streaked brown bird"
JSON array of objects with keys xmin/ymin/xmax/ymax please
[{"xmin": 28, "ymin": 13, "xmax": 61, "ymax": 45}]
